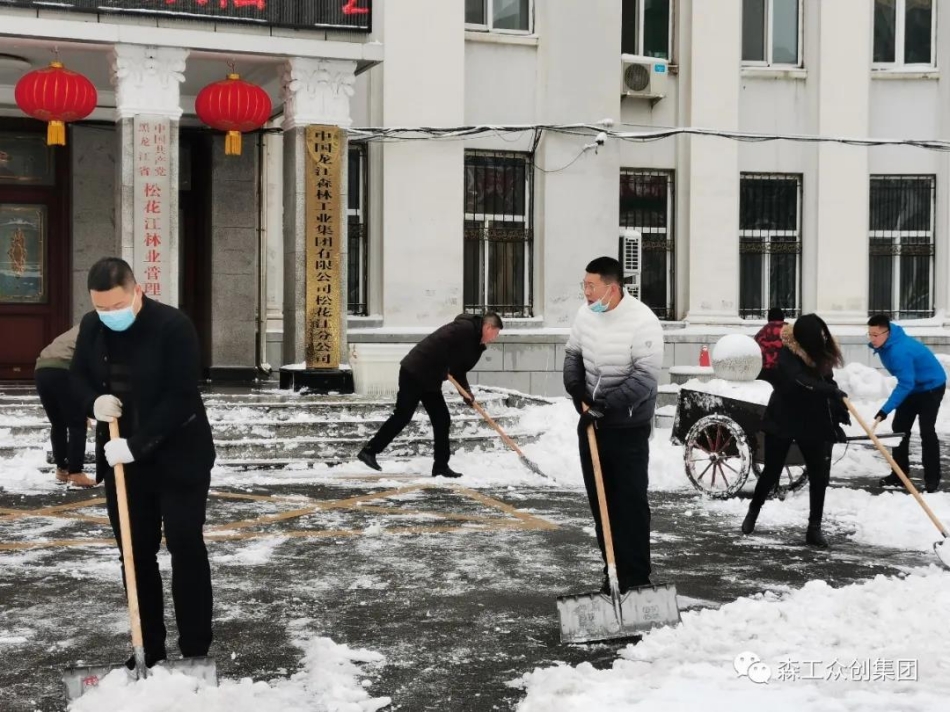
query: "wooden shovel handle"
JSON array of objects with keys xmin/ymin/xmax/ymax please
[
  {"xmin": 844, "ymin": 398, "xmax": 948, "ymax": 537},
  {"xmin": 447, "ymin": 375, "xmax": 527, "ymax": 458},
  {"xmin": 583, "ymin": 405, "xmax": 618, "ymax": 569},
  {"xmin": 109, "ymin": 419, "xmax": 146, "ymax": 650}
]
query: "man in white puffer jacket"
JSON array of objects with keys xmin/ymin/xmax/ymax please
[{"xmin": 563, "ymin": 256, "xmax": 664, "ymax": 593}]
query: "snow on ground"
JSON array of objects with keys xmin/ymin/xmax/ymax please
[
  {"xmin": 514, "ymin": 568, "xmax": 950, "ymax": 711},
  {"xmin": 68, "ymin": 635, "xmax": 390, "ymax": 712}
]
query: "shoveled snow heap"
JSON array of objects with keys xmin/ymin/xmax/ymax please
[
  {"xmin": 514, "ymin": 569, "xmax": 950, "ymax": 711},
  {"xmin": 68, "ymin": 635, "xmax": 390, "ymax": 712}
]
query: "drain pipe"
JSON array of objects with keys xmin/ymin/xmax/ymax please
[{"xmin": 256, "ymin": 126, "xmax": 272, "ymax": 377}]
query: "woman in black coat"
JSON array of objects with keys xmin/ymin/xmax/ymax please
[{"xmin": 741, "ymin": 314, "xmax": 849, "ymax": 547}]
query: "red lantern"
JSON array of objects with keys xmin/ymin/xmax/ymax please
[
  {"xmin": 15, "ymin": 61, "xmax": 98, "ymax": 146},
  {"xmin": 195, "ymin": 73, "xmax": 272, "ymax": 156}
]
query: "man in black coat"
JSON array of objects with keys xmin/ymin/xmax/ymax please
[
  {"xmin": 71, "ymin": 257, "xmax": 215, "ymax": 668},
  {"xmin": 358, "ymin": 313, "xmax": 503, "ymax": 477}
]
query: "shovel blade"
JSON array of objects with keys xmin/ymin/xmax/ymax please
[
  {"xmin": 934, "ymin": 538, "xmax": 950, "ymax": 570},
  {"xmin": 63, "ymin": 656, "xmax": 217, "ymax": 702},
  {"xmin": 557, "ymin": 582, "xmax": 680, "ymax": 644}
]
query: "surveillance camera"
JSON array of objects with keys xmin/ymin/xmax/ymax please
[{"xmin": 594, "ymin": 132, "xmax": 606, "ymax": 146}]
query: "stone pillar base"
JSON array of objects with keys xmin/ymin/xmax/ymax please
[{"xmin": 279, "ymin": 367, "xmax": 354, "ymax": 394}]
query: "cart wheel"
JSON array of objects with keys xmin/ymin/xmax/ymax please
[
  {"xmin": 751, "ymin": 461, "xmax": 809, "ymax": 500},
  {"xmin": 684, "ymin": 414, "xmax": 751, "ymax": 499}
]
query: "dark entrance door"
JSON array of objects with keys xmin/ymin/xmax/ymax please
[
  {"xmin": 178, "ymin": 131, "xmax": 212, "ymax": 372},
  {"xmin": 0, "ymin": 123, "xmax": 70, "ymax": 380}
]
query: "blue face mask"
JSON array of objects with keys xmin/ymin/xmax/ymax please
[
  {"xmin": 98, "ymin": 293, "xmax": 139, "ymax": 332},
  {"xmin": 588, "ymin": 288, "xmax": 612, "ymax": 314}
]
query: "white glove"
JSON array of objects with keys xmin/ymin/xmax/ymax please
[
  {"xmin": 104, "ymin": 438, "xmax": 135, "ymax": 467},
  {"xmin": 93, "ymin": 395, "xmax": 123, "ymax": 423}
]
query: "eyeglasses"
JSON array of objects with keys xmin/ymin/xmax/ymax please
[
  {"xmin": 868, "ymin": 330, "xmax": 889, "ymax": 339},
  {"xmin": 581, "ymin": 281, "xmax": 611, "ymax": 294}
]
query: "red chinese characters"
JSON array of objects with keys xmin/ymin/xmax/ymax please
[{"xmin": 135, "ymin": 119, "xmax": 170, "ymax": 300}]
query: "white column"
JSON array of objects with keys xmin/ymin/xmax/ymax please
[
  {"xmin": 535, "ymin": 0, "xmax": 622, "ymax": 327},
  {"xmin": 379, "ymin": 0, "xmax": 464, "ymax": 326},
  {"xmin": 110, "ymin": 45, "xmax": 187, "ymax": 307},
  {"xmin": 682, "ymin": 0, "xmax": 742, "ymax": 323},
  {"xmin": 280, "ymin": 57, "xmax": 357, "ymax": 365},
  {"xmin": 812, "ymin": 0, "xmax": 871, "ymax": 320}
]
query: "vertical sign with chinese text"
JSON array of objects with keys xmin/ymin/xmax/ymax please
[
  {"xmin": 133, "ymin": 116, "xmax": 171, "ymax": 301},
  {"xmin": 305, "ymin": 126, "xmax": 344, "ymax": 370}
]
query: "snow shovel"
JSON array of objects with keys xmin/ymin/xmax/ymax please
[
  {"xmin": 844, "ymin": 398, "xmax": 950, "ymax": 570},
  {"xmin": 447, "ymin": 375, "xmax": 550, "ymax": 479},
  {"xmin": 556, "ymin": 411, "xmax": 680, "ymax": 644},
  {"xmin": 62, "ymin": 420, "xmax": 217, "ymax": 701}
]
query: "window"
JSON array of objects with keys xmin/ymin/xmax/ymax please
[
  {"xmin": 742, "ymin": 0, "xmax": 801, "ymax": 66},
  {"xmin": 619, "ymin": 170, "xmax": 675, "ymax": 319},
  {"xmin": 466, "ymin": 0, "xmax": 532, "ymax": 33},
  {"xmin": 869, "ymin": 176, "xmax": 935, "ymax": 319},
  {"xmin": 464, "ymin": 151, "xmax": 533, "ymax": 317},
  {"xmin": 873, "ymin": 0, "xmax": 934, "ymax": 67},
  {"xmin": 347, "ymin": 144, "xmax": 369, "ymax": 316},
  {"xmin": 621, "ymin": 0, "xmax": 671, "ymax": 60},
  {"xmin": 739, "ymin": 174, "xmax": 802, "ymax": 319}
]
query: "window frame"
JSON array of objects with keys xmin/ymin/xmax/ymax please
[
  {"xmin": 465, "ymin": 0, "xmax": 535, "ymax": 35},
  {"xmin": 868, "ymin": 175, "xmax": 936, "ymax": 319},
  {"xmin": 463, "ymin": 150, "xmax": 534, "ymax": 318},
  {"xmin": 347, "ymin": 143, "xmax": 369, "ymax": 317},
  {"xmin": 621, "ymin": 0, "xmax": 674, "ymax": 61},
  {"xmin": 738, "ymin": 173, "xmax": 803, "ymax": 320},
  {"xmin": 742, "ymin": 0, "xmax": 804, "ymax": 68},
  {"xmin": 872, "ymin": 0, "xmax": 937, "ymax": 70},
  {"xmin": 618, "ymin": 169, "xmax": 676, "ymax": 320}
]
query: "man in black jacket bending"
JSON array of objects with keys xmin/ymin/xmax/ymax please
[
  {"xmin": 71, "ymin": 257, "xmax": 215, "ymax": 669},
  {"xmin": 358, "ymin": 313, "xmax": 503, "ymax": 477}
]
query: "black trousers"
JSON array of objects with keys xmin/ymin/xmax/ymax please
[
  {"xmin": 578, "ymin": 425, "xmax": 652, "ymax": 587},
  {"xmin": 34, "ymin": 367, "xmax": 87, "ymax": 474},
  {"xmin": 751, "ymin": 435, "xmax": 832, "ymax": 524},
  {"xmin": 105, "ymin": 470, "xmax": 213, "ymax": 659},
  {"xmin": 892, "ymin": 384, "xmax": 944, "ymax": 487},
  {"xmin": 367, "ymin": 367, "xmax": 451, "ymax": 467}
]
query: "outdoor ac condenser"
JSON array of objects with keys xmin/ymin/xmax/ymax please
[
  {"xmin": 620, "ymin": 54, "xmax": 668, "ymax": 100},
  {"xmin": 621, "ymin": 228, "xmax": 642, "ymax": 299}
]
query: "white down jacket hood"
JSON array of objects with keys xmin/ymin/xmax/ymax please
[{"xmin": 562, "ymin": 293, "xmax": 664, "ymax": 428}]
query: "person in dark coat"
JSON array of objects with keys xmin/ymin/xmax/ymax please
[
  {"xmin": 358, "ymin": 313, "xmax": 503, "ymax": 477},
  {"xmin": 35, "ymin": 325, "xmax": 95, "ymax": 488},
  {"xmin": 753, "ymin": 307, "xmax": 786, "ymax": 384},
  {"xmin": 71, "ymin": 257, "xmax": 216, "ymax": 668},
  {"xmin": 741, "ymin": 314, "xmax": 849, "ymax": 548},
  {"xmin": 868, "ymin": 314, "xmax": 947, "ymax": 493}
]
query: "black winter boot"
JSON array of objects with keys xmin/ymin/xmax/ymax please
[
  {"xmin": 432, "ymin": 464, "xmax": 462, "ymax": 478},
  {"xmin": 805, "ymin": 523, "xmax": 828, "ymax": 548},
  {"xmin": 358, "ymin": 447, "xmax": 382, "ymax": 472},
  {"xmin": 741, "ymin": 504, "xmax": 761, "ymax": 535}
]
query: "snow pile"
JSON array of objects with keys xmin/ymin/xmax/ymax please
[
  {"xmin": 833, "ymin": 363, "xmax": 895, "ymax": 402},
  {"xmin": 69, "ymin": 636, "xmax": 390, "ymax": 712},
  {"xmin": 514, "ymin": 570, "xmax": 950, "ymax": 711},
  {"xmin": 677, "ymin": 378, "xmax": 774, "ymax": 407}
]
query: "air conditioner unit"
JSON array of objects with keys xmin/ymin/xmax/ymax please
[
  {"xmin": 621, "ymin": 54, "xmax": 668, "ymax": 100},
  {"xmin": 620, "ymin": 228, "xmax": 642, "ymax": 299}
]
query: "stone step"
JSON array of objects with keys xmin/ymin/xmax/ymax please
[
  {"xmin": 3, "ymin": 430, "xmax": 541, "ymax": 468},
  {"xmin": 3, "ymin": 412, "xmax": 523, "ymax": 442}
]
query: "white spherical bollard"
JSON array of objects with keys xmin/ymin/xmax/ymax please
[{"xmin": 712, "ymin": 334, "xmax": 763, "ymax": 382}]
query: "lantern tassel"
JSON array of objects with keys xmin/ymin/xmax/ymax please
[
  {"xmin": 225, "ymin": 131, "xmax": 242, "ymax": 156},
  {"xmin": 47, "ymin": 120, "xmax": 66, "ymax": 147}
]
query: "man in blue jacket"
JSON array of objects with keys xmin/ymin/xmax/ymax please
[{"xmin": 868, "ymin": 314, "xmax": 946, "ymax": 493}]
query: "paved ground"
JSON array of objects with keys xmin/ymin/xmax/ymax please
[{"xmin": 0, "ymin": 461, "xmax": 935, "ymax": 712}]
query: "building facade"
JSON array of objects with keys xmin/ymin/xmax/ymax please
[{"xmin": 2, "ymin": 1, "xmax": 949, "ymax": 394}]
